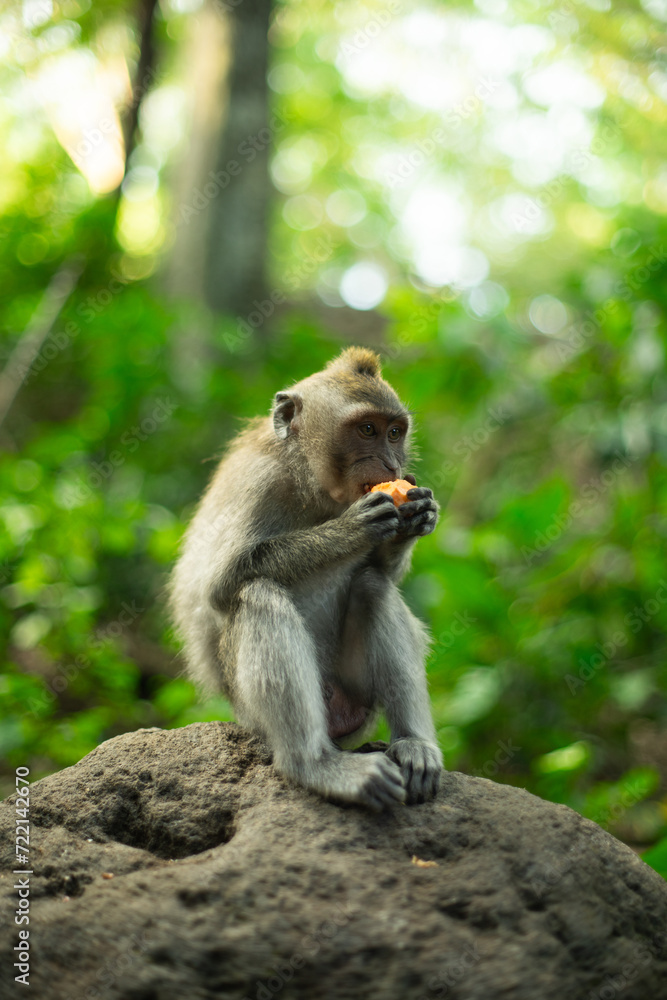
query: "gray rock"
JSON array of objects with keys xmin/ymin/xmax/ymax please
[{"xmin": 1, "ymin": 722, "xmax": 666, "ymax": 1000}]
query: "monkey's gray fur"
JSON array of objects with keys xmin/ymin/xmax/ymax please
[{"xmin": 170, "ymin": 347, "xmax": 443, "ymax": 810}]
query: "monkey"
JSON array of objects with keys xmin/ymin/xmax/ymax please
[{"xmin": 169, "ymin": 347, "xmax": 443, "ymax": 810}]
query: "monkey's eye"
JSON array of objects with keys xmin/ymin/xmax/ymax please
[
  {"xmin": 388, "ymin": 426, "xmax": 402, "ymax": 442},
  {"xmin": 359, "ymin": 423, "xmax": 376, "ymax": 437}
]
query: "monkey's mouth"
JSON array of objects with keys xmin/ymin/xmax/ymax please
[
  {"xmin": 362, "ymin": 474, "xmax": 415, "ymax": 494},
  {"xmin": 362, "ymin": 481, "xmax": 392, "ymax": 494}
]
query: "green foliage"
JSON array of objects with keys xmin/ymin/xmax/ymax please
[
  {"xmin": 642, "ymin": 836, "xmax": 667, "ymax": 881},
  {"xmin": 0, "ymin": 0, "xmax": 666, "ymax": 866}
]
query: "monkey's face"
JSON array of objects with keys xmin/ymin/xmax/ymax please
[
  {"xmin": 272, "ymin": 366, "xmax": 412, "ymax": 508},
  {"xmin": 327, "ymin": 407, "xmax": 411, "ymax": 505}
]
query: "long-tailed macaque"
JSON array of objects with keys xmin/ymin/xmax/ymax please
[{"xmin": 170, "ymin": 347, "xmax": 442, "ymax": 809}]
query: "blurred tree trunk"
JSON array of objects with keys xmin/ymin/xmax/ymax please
[
  {"xmin": 204, "ymin": 0, "xmax": 272, "ymax": 317},
  {"xmin": 167, "ymin": 0, "xmax": 272, "ymax": 317},
  {"xmin": 122, "ymin": 0, "xmax": 160, "ymax": 172}
]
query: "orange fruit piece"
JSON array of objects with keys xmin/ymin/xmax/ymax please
[{"xmin": 369, "ymin": 479, "xmax": 415, "ymax": 507}]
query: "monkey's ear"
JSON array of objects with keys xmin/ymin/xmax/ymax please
[{"xmin": 272, "ymin": 392, "xmax": 302, "ymax": 440}]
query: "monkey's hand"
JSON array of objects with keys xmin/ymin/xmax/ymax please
[
  {"xmin": 395, "ymin": 487, "xmax": 439, "ymax": 539},
  {"xmin": 283, "ymin": 750, "xmax": 406, "ymax": 812},
  {"xmin": 342, "ymin": 490, "xmax": 400, "ymax": 545},
  {"xmin": 386, "ymin": 738, "xmax": 443, "ymax": 804}
]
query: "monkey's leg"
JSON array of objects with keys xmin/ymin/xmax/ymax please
[
  {"xmin": 230, "ymin": 580, "xmax": 406, "ymax": 811},
  {"xmin": 345, "ymin": 570, "xmax": 443, "ymax": 804}
]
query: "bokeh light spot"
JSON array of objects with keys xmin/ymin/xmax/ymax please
[
  {"xmin": 529, "ymin": 294, "xmax": 568, "ymax": 334},
  {"xmin": 283, "ymin": 195, "xmax": 324, "ymax": 231},
  {"xmin": 611, "ymin": 227, "xmax": 641, "ymax": 256},
  {"xmin": 325, "ymin": 188, "xmax": 366, "ymax": 227},
  {"xmin": 340, "ymin": 261, "xmax": 388, "ymax": 310}
]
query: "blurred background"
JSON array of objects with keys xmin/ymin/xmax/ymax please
[{"xmin": 1, "ymin": 0, "xmax": 667, "ymax": 873}]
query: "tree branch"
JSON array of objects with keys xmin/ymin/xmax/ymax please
[{"xmin": 0, "ymin": 258, "xmax": 84, "ymax": 432}]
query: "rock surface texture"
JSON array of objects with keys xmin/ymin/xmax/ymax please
[{"xmin": 1, "ymin": 722, "xmax": 667, "ymax": 1000}]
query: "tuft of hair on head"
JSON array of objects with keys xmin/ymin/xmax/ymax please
[{"xmin": 326, "ymin": 347, "xmax": 381, "ymax": 379}]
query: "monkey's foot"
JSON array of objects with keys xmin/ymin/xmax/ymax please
[
  {"xmin": 386, "ymin": 738, "xmax": 442, "ymax": 804},
  {"xmin": 290, "ymin": 751, "xmax": 406, "ymax": 812}
]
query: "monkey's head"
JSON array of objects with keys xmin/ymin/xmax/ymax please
[{"xmin": 272, "ymin": 347, "xmax": 413, "ymax": 506}]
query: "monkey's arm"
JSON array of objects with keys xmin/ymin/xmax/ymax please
[
  {"xmin": 371, "ymin": 537, "xmax": 416, "ymax": 581},
  {"xmin": 372, "ymin": 488, "xmax": 439, "ymax": 581},
  {"xmin": 210, "ymin": 491, "xmax": 398, "ymax": 612}
]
